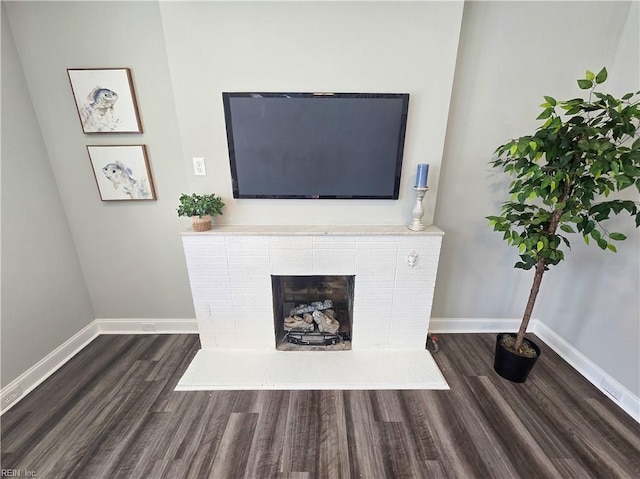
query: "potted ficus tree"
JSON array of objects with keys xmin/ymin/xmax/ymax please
[
  {"xmin": 177, "ymin": 193, "xmax": 225, "ymax": 231},
  {"xmin": 488, "ymin": 68, "xmax": 640, "ymax": 382}
]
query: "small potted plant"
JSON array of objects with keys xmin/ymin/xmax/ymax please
[
  {"xmin": 177, "ymin": 193, "xmax": 225, "ymax": 231},
  {"xmin": 487, "ymin": 68, "xmax": 640, "ymax": 382}
]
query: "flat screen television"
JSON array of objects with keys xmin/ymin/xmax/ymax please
[{"xmin": 222, "ymin": 92, "xmax": 409, "ymax": 199}]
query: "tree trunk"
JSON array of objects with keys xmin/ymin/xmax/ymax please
[
  {"xmin": 513, "ymin": 257, "xmax": 546, "ymax": 352},
  {"xmin": 512, "ymin": 176, "xmax": 573, "ymax": 352}
]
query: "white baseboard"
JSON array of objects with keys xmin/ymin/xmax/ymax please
[
  {"xmin": 532, "ymin": 320, "xmax": 640, "ymax": 422},
  {"xmin": 96, "ymin": 318, "xmax": 199, "ymax": 334},
  {"xmin": 430, "ymin": 317, "xmax": 639, "ymax": 422},
  {"xmin": 0, "ymin": 318, "xmax": 198, "ymax": 415},
  {"xmin": 0, "ymin": 321, "xmax": 100, "ymax": 415},
  {"xmin": 3, "ymin": 317, "xmax": 637, "ymax": 423},
  {"xmin": 429, "ymin": 317, "xmax": 523, "ymax": 333}
]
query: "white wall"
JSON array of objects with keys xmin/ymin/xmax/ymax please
[
  {"xmin": 535, "ymin": 1, "xmax": 640, "ymax": 397},
  {"xmin": 433, "ymin": 1, "xmax": 639, "ymax": 394},
  {"xmin": 1, "ymin": 6, "xmax": 94, "ymax": 387},
  {"xmin": 159, "ymin": 1, "xmax": 463, "ymax": 225},
  {"xmin": 4, "ymin": 1, "xmax": 463, "ymax": 319},
  {"xmin": 4, "ymin": 1, "xmax": 195, "ymax": 319}
]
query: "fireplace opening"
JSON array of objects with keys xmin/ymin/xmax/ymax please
[{"xmin": 272, "ymin": 275, "xmax": 355, "ymax": 351}]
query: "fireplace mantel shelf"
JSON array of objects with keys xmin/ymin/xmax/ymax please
[{"xmin": 181, "ymin": 224, "xmax": 444, "ymax": 236}]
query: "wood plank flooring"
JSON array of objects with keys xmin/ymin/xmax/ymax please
[{"xmin": 1, "ymin": 333, "xmax": 638, "ymax": 478}]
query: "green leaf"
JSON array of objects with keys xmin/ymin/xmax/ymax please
[
  {"xmin": 597, "ymin": 238, "xmax": 608, "ymax": 250},
  {"xmin": 578, "ymin": 138, "xmax": 590, "ymax": 151},
  {"xmin": 512, "ymin": 231, "xmax": 522, "ymax": 244},
  {"xmin": 616, "ymin": 175, "xmax": 633, "ymax": 189},
  {"xmin": 543, "ymin": 95, "xmax": 557, "ymax": 106},
  {"xmin": 560, "ymin": 225, "xmax": 576, "ymax": 234},
  {"xmin": 583, "ymin": 235, "xmax": 590, "ymax": 245},
  {"xmin": 609, "ymin": 232, "xmax": 627, "ymax": 241},
  {"xmin": 611, "ymin": 161, "xmax": 619, "ymax": 175},
  {"xmin": 517, "ymin": 139, "xmax": 529, "ymax": 155},
  {"xmin": 607, "ymin": 243, "xmax": 617, "ymax": 253},
  {"xmin": 578, "ymin": 79, "xmax": 593, "ymax": 90},
  {"xmin": 510, "ymin": 144, "xmax": 518, "ymax": 156},
  {"xmin": 537, "ymin": 241, "xmax": 544, "ymax": 251},
  {"xmin": 585, "ymin": 70, "xmax": 595, "ymax": 81},
  {"xmin": 536, "ymin": 108, "xmax": 553, "ymax": 120},
  {"xmin": 519, "ymin": 243, "xmax": 526, "ymax": 254},
  {"xmin": 595, "ymin": 67, "xmax": 608, "ymax": 84}
]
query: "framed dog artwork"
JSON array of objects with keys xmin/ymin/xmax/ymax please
[
  {"xmin": 68, "ymin": 68, "xmax": 143, "ymax": 133},
  {"xmin": 87, "ymin": 145, "xmax": 157, "ymax": 201}
]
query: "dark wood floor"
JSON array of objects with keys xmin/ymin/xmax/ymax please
[{"xmin": 1, "ymin": 333, "xmax": 638, "ymax": 478}]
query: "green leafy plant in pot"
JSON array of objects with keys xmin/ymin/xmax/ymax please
[
  {"xmin": 488, "ymin": 68, "xmax": 640, "ymax": 382},
  {"xmin": 177, "ymin": 193, "xmax": 225, "ymax": 231}
]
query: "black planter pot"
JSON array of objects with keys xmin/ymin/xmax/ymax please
[{"xmin": 494, "ymin": 333, "xmax": 541, "ymax": 383}]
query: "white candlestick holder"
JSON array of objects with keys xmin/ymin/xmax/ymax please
[{"xmin": 408, "ymin": 186, "xmax": 429, "ymax": 231}]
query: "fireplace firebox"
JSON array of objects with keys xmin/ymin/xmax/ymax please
[{"xmin": 272, "ymin": 275, "xmax": 355, "ymax": 351}]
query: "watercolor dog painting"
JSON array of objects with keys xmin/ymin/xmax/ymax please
[
  {"xmin": 87, "ymin": 145, "xmax": 156, "ymax": 201},
  {"xmin": 68, "ymin": 68, "xmax": 142, "ymax": 133}
]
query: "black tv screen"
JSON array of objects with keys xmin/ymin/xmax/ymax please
[{"xmin": 222, "ymin": 92, "xmax": 409, "ymax": 199}]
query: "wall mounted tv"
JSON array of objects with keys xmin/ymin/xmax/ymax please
[{"xmin": 222, "ymin": 92, "xmax": 410, "ymax": 199}]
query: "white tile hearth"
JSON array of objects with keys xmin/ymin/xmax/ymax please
[{"xmin": 175, "ymin": 349, "xmax": 449, "ymax": 391}]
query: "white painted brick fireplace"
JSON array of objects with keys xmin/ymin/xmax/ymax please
[{"xmin": 181, "ymin": 225, "xmax": 444, "ymax": 351}]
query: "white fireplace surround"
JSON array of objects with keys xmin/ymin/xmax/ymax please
[{"xmin": 181, "ymin": 225, "xmax": 444, "ymax": 351}]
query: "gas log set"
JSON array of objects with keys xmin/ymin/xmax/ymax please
[{"xmin": 282, "ymin": 299, "xmax": 349, "ymax": 346}]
